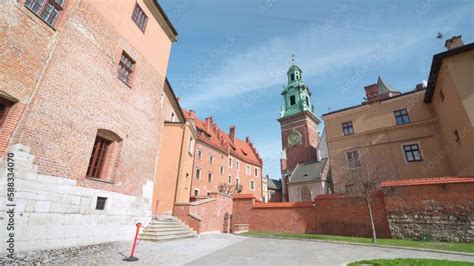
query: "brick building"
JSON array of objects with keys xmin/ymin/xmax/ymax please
[
  {"xmin": 183, "ymin": 109, "xmax": 264, "ymax": 201},
  {"xmin": 278, "ymin": 62, "xmax": 331, "ymax": 202},
  {"xmin": 322, "ymin": 36, "xmax": 474, "ymax": 193},
  {"xmin": 1, "ymin": 0, "xmax": 177, "ymax": 251}
]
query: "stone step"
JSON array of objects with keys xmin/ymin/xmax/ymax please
[
  {"xmin": 143, "ymin": 226, "xmax": 189, "ymax": 232},
  {"xmin": 149, "ymin": 220, "xmax": 182, "ymax": 225},
  {"xmin": 139, "ymin": 232, "xmax": 196, "ymax": 242},
  {"xmin": 145, "ymin": 223, "xmax": 185, "ymax": 229},
  {"xmin": 142, "ymin": 229, "xmax": 192, "ymax": 237}
]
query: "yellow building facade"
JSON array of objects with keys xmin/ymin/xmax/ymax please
[{"xmin": 323, "ymin": 36, "xmax": 474, "ymax": 193}]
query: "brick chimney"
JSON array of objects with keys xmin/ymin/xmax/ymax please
[
  {"xmin": 229, "ymin": 126, "xmax": 236, "ymax": 143},
  {"xmin": 205, "ymin": 117, "xmax": 211, "ymax": 132},
  {"xmin": 364, "ymin": 83, "xmax": 379, "ymax": 102},
  {"xmin": 415, "ymin": 83, "xmax": 426, "ymax": 91},
  {"xmin": 445, "ymin": 35, "xmax": 464, "ymax": 50},
  {"xmin": 189, "ymin": 109, "xmax": 195, "ymax": 117}
]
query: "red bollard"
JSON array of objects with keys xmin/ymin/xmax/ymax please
[{"xmin": 123, "ymin": 223, "xmax": 142, "ymax": 262}]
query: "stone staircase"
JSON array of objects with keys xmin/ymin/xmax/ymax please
[{"xmin": 139, "ymin": 216, "xmax": 197, "ymax": 242}]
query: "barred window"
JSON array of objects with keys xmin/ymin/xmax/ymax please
[
  {"xmin": 118, "ymin": 52, "xmax": 135, "ymax": 86},
  {"xmin": 131, "ymin": 4, "xmax": 148, "ymax": 32},
  {"xmin": 25, "ymin": 0, "xmax": 65, "ymax": 26},
  {"xmin": 95, "ymin": 197, "xmax": 107, "ymax": 210}
]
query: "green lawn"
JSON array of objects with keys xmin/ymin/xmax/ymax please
[
  {"xmin": 347, "ymin": 258, "xmax": 473, "ymax": 266},
  {"xmin": 241, "ymin": 232, "xmax": 474, "ymax": 254}
]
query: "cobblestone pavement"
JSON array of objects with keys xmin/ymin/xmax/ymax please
[
  {"xmin": 2, "ymin": 235, "xmax": 473, "ymax": 265},
  {"xmin": 188, "ymin": 237, "xmax": 474, "ymax": 266},
  {"xmin": 1, "ymin": 234, "xmax": 245, "ymax": 265}
]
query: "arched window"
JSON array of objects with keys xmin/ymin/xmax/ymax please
[{"xmin": 86, "ymin": 129, "xmax": 122, "ymax": 182}]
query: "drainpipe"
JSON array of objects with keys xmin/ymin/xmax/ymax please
[{"xmin": 173, "ymin": 122, "xmax": 187, "ymax": 210}]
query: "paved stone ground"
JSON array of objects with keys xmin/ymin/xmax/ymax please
[
  {"xmin": 1, "ymin": 234, "xmax": 473, "ymax": 265},
  {"xmin": 1, "ymin": 234, "xmax": 245, "ymax": 265},
  {"xmin": 189, "ymin": 237, "xmax": 474, "ymax": 266}
]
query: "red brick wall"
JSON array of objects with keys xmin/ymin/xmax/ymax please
[
  {"xmin": 232, "ymin": 192, "xmax": 390, "ymax": 238},
  {"xmin": 280, "ymin": 114, "xmax": 319, "ymax": 173},
  {"xmin": 174, "ymin": 193, "xmax": 233, "ymax": 233},
  {"xmin": 314, "ymin": 192, "xmax": 391, "ymax": 238},
  {"xmin": 232, "ymin": 195, "xmax": 318, "ymax": 234},
  {"xmin": 8, "ymin": 1, "xmax": 168, "ymax": 196},
  {"xmin": 232, "ymin": 179, "xmax": 473, "ymax": 241}
]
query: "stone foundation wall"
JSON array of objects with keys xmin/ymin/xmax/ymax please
[
  {"xmin": 0, "ymin": 144, "xmax": 153, "ymax": 253},
  {"xmin": 383, "ymin": 181, "xmax": 474, "ymax": 242}
]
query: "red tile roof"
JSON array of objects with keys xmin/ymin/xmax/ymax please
[
  {"xmin": 183, "ymin": 108, "xmax": 262, "ymax": 166},
  {"xmin": 381, "ymin": 176, "xmax": 474, "ymax": 187}
]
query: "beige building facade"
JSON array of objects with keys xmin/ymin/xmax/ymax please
[{"xmin": 323, "ymin": 36, "xmax": 474, "ymax": 193}]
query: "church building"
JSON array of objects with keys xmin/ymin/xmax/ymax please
[{"xmin": 278, "ymin": 62, "xmax": 331, "ymax": 202}]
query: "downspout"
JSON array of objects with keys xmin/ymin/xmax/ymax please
[{"xmin": 173, "ymin": 123, "xmax": 187, "ymax": 208}]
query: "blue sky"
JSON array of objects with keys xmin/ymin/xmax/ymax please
[{"xmin": 160, "ymin": 0, "xmax": 473, "ymax": 180}]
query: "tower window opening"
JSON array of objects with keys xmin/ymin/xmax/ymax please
[
  {"xmin": 290, "ymin": 95, "xmax": 296, "ymax": 106},
  {"xmin": 290, "ymin": 73, "xmax": 295, "ymax": 81}
]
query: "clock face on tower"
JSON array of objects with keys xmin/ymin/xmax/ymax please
[{"xmin": 288, "ymin": 129, "xmax": 302, "ymax": 147}]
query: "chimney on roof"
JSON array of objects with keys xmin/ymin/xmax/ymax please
[
  {"xmin": 205, "ymin": 117, "xmax": 211, "ymax": 132},
  {"xmin": 415, "ymin": 82, "xmax": 426, "ymax": 91},
  {"xmin": 445, "ymin": 35, "xmax": 464, "ymax": 50},
  {"xmin": 189, "ymin": 109, "xmax": 195, "ymax": 117},
  {"xmin": 229, "ymin": 126, "xmax": 236, "ymax": 143},
  {"xmin": 245, "ymin": 136, "xmax": 250, "ymax": 143},
  {"xmin": 364, "ymin": 83, "xmax": 379, "ymax": 102},
  {"xmin": 176, "ymin": 97, "xmax": 181, "ymax": 103}
]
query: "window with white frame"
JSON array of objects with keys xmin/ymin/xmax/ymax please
[
  {"xmin": 229, "ymin": 157, "xmax": 233, "ymax": 168},
  {"xmin": 236, "ymin": 161, "xmax": 240, "ymax": 170},
  {"xmin": 195, "ymin": 168, "xmax": 201, "ymax": 179},
  {"xmin": 228, "ymin": 175, "xmax": 232, "ymax": 184},
  {"xmin": 220, "ymin": 166, "xmax": 224, "ymax": 175},
  {"xmin": 250, "ymin": 180, "xmax": 255, "ymax": 190},
  {"xmin": 246, "ymin": 165, "xmax": 251, "ymax": 175},
  {"xmin": 197, "ymin": 149, "xmax": 203, "ymax": 160},
  {"xmin": 209, "ymin": 155, "xmax": 214, "ymax": 164},
  {"xmin": 188, "ymin": 137, "xmax": 195, "ymax": 155},
  {"xmin": 193, "ymin": 189, "xmax": 199, "ymax": 196},
  {"xmin": 208, "ymin": 172, "xmax": 213, "ymax": 183},
  {"xmin": 254, "ymin": 167, "xmax": 259, "ymax": 177},
  {"xmin": 403, "ymin": 144, "xmax": 422, "ymax": 162}
]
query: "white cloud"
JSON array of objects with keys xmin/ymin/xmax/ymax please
[{"xmin": 180, "ymin": 25, "xmax": 438, "ymax": 108}]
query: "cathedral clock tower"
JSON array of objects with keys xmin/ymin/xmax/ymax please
[{"xmin": 278, "ymin": 61, "xmax": 320, "ymax": 199}]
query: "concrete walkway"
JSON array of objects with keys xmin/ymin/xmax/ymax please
[
  {"xmin": 187, "ymin": 237, "xmax": 474, "ymax": 266},
  {"xmin": 7, "ymin": 234, "xmax": 473, "ymax": 265}
]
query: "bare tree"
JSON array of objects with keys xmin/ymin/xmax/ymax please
[
  {"xmin": 339, "ymin": 151, "xmax": 385, "ymax": 243},
  {"xmin": 218, "ymin": 183, "xmax": 235, "ymax": 195}
]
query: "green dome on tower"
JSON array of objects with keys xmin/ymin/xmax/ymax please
[{"xmin": 280, "ymin": 61, "xmax": 315, "ymax": 118}]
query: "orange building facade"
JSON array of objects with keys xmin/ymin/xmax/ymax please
[{"xmin": 183, "ymin": 110, "xmax": 264, "ymax": 201}]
